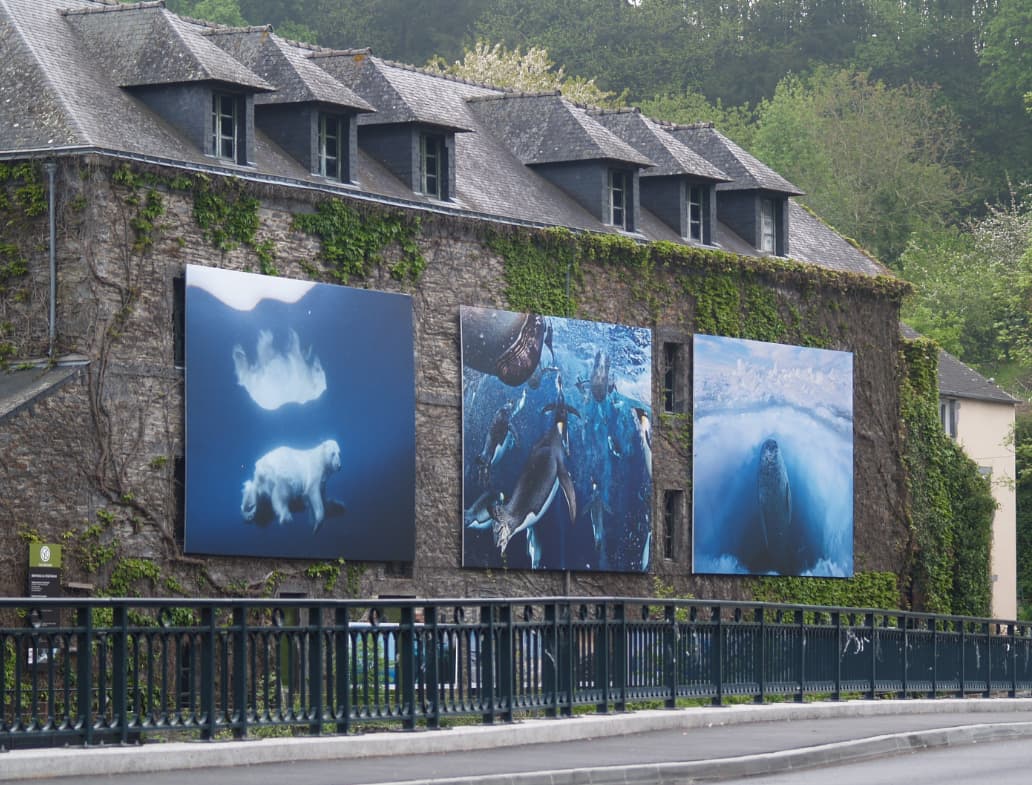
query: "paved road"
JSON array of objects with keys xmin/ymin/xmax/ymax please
[
  {"xmin": 714, "ymin": 736, "xmax": 1032, "ymax": 785},
  {"xmin": 5, "ymin": 699, "xmax": 1032, "ymax": 784}
]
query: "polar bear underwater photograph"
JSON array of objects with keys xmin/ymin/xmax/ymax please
[{"xmin": 184, "ymin": 265, "xmax": 416, "ymax": 561}]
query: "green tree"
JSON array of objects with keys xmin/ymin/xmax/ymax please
[
  {"xmin": 751, "ymin": 69, "xmax": 968, "ymax": 266},
  {"xmin": 164, "ymin": 0, "xmax": 246, "ymax": 26},
  {"xmin": 1015, "ymin": 411, "xmax": 1032, "ymax": 617}
]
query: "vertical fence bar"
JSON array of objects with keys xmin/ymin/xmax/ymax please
[
  {"xmin": 755, "ymin": 607, "xmax": 766, "ymax": 704},
  {"xmin": 112, "ymin": 605, "xmax": 128, "ymax": 744},
  {"xmin": 596, "ymin": 604, "xmax": 609, "ymax": 714},
  {"xmin": 904, "ymin": 610, "xmax": 912, "ymax": 697},
  {"xmin": 867, "ymin": 612, "xmax": 876, "ymax": 699},
  {"xmin": 795, "ymin": 609, "xmax": 805, "ymax": 702},
  {"xmin": 711, "ymin": 606, "xmax": 723, "ymax": 707},
  {"xmin": 832, "ymin": 611, "xmax": 842, "ymax": 701},
  {"xmin": 960, "ymin": 621, "xmax": 967, "ymax": 697},
  {"xmin": 76, "ymin": 605, "xmax": 95, "ymax": 746},
  {"xmin": 563, "ymin": 603, "xmax": 574, "ymax": 717},
  {"xmin": 613, "ymin": 603, "xmax": 627, "ymax": 712},
  {"xmin": 423, "ymin": 605, "xmax": 439, "ymax": 729},
  {"xmin": 497, "ymin": 604, "xmax": 513, "ymax": 723},
  {"xmin": 983, "ymin": 622, "xmax": 992, "ymax": 698},
  {"xmin": 930, "ymin": 618, "xmax": 938, "ymax": 699},
  {"xmin": 200, "ymin": 605, "xmax": 216, "ymax": 741},
  {"xmin": 334, "ymin": 607, "xmax": 350, "ymax": 734},
  {"xmin": 664, "ymin": 605, "xmax": 677, "ymax": 709},
  {"xmin": 544, "ymin": 603, "xmax": 558, "ymax": 718},
  {"xmin": 308, "ymin": 606, "xmax": 324, "ymax": 734},
  {"xmin": 479, "ymin": 605, "xmax": 496, "ymax": 724},
  {"xmin": 1010, "ymin": 623, "xmax": 1018, "ymax": 698},
  {"xmin": 232, "ymin": 606, "xmax": 247, "ymax": 739}
]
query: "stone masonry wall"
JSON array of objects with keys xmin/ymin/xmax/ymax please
[{"xmin": 0, "ymin": 156, "xmax": 908, "ymax": 602}]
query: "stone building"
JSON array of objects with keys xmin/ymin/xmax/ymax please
[{"xmin": 0, "ymin": 0, "xmax": 916, "ymax": 603}]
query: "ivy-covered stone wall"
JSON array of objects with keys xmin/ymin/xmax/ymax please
[{"xmin": 0, "ymin": 156, "xmax": 915, "ymax": 607}]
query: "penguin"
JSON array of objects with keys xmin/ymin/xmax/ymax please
[
  {"xmin": 542, "ymin": 375, "xmax": 581, "ymax": 453},
  {"xmin": 475, "ymin": 391, "xmax": 524, "ymax": 486},
  {"xmin": 490, "ymin": 423, "xmax": 576, "ymax": 556}
]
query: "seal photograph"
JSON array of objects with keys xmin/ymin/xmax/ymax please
[{"xmin": 691, "ymin": 334, "xmax": 854, "ymax": 577}]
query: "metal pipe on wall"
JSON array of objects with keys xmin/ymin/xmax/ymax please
[{"xmin": 44, "ymin": 160, "xmax": 56, "ymax": 359}]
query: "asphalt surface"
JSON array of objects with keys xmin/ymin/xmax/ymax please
[{"xmin": 4, "ymin": 699, "xmax": 1032, "ymax": 784}]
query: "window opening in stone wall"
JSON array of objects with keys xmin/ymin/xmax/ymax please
[
  {"xmin": 211, "ymin": 93, "xmax": 238, "ymax": 162},
  {"xmin": 663, "ymin": 490, "xmax": 683, "ymax": 561},
  {"xmin": 688, "ymin": 185, "xmax": 703, "ymax": 242},
  {"xmin": 319, "ymin": 113, "xmax": 346, "ymax": 181},
  {"xmin": 609, "ymin": 169, "xmax": 627, "ymax": 229},
  {"xmin": 420, "ymin": 133, "xmax": 443, "ymax": 198},
  {"xmin": 173, "ymin": 274, "xmax": 185, "ymax": 368},
  {"xmin": 663, "ymin": 342, "xmax": 682, "ymax": 414}
]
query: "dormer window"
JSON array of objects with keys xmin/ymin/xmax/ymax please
[
  {"xmin": 760, "ymin": 198, "xmax": 776, "ymax": 252},
  {"xmin": 609, "ymin": 169, "xmax": 630, "ymax": 230},
  {"xmin": 318, "ymin": 113, "xmax": 347, "ymax": 181},
  {"xmin": 688, "ymin": 185, "xmax": 704, "ymax": 242},
  {"xmin": 420, "ymin": 133, "xmax": 444, "ymax": 199},
  {"xmin": 211, "ymin": 93, "xmax": 238, "ymax": 162}
]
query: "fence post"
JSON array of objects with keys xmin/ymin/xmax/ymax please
[
  {"xmin": 77, "ymin": 605, "xmax": 95, "ymax": 746},
  {"xmin": 424, "ymin": 604, "xmax": 440, "ymax": 729},
  {"xmin": 959, "ymin": 621, "xmax": 967, "ymax": 697},
  {"xmin": 399, "ymin": 605, "xmax": 416, "ymax": 730},
  {"xmin": 112, "ymin": 604, "xmax": 128, "ymax": 744},
  {"xmin": 754, "ymin": 607, "xmax": 766, "ymax": 704},
  {"xmin": 983, "ymin": 622, "xmax": 992, "ymax": 698},
  {"xmin": 200, "ymin": 605, "xmax": 216, "ymax": 741},
  {"xmin": 929, "ymin": 618, "xmax": 938, "ymax": 699},
  {"xmin": 308, "ymin": 606, "xmax": 325, "ymax": 734},
  {"xmin": 563, "ymin": 603, "xmax": 574, "ymax": 717},
  {"xmin": 664, "ymin": 604, "xmax": 678, "ymax": 709},
  {"xmin": 596, "ymin": 603, "xmax": 609, "ymax": 714},
  {"xmin": 479, "ymin": 605, "xmax": 496, "ymax": 724},
  {"xmin": 613, "ymin": 602, "xmax": 627, "ymax": 712},
  {"xmin": 1010, "ymin": 623, "xmax": 1018, "ymax": 699},
  {"xmin": 231, "ymin": 606, "xmax": 247, "ymax": 739},
  {"xmin": 795, "ymin": 609, "xmax": 805, "ymax": 702},
  {"xmin": 867, "ymin": 612, "xmax": 877, "ymax": 699},
  {"xmin": 832, "ymin": 611, "xmax": 841, "ymax": 702},
  {"xmin": 901, "ymin": 614, "xmax": 909, "ymax": 699},
  {"xmin": 334, "ymin": 606, "xmax": 350, "ymax": 734},
  {"xmin": 498, "ymin": 604, "xmax": 514, "ymax": 723},
  {"xmin": 544, "ymin": 603, "xmax": 558, "ymax": 718},
  {"xmin": 711, "ymin": 606, "xmax": 723, "ymax": 707}
]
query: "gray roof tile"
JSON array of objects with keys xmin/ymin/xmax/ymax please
[
  {"xmin": 787, "ymin": 202, "xmax": 887, "ymax": 276},
  {"xmin": 589, "ymin": 109, "xmax": 728, "ymax": 181},
  {"xmin": 204, "ymin": 28, "xmax": 372, "ymax": 111},
  {"xmin": 61, "ymin": 2, "xmax": 272, "ymax": 90},
  {"xmin": 666, "ymin": 124, "xmax": 803, "ymax": 195},
  {"xmin": 312, "ymin": 53, "xmax": 488, "ymax": 131},
  {"xmin": 467, "ymin": 93, "xmax": 653, "ymax": 167}
]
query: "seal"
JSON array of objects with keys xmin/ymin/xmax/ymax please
[{"xmin": 757, "ymin": 438, "xmax": 792, "ymax": 550}]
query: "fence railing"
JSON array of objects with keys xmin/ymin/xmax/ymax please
[{"xmin": 2, "ymin": 597, "xmax": 1031, "ymax": 749}]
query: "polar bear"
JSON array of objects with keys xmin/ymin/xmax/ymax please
[{"xmin": 241, "ymin": 439, "xmax": 342, "ymax": 531}]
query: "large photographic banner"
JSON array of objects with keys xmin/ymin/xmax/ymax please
[
  {"xmin": 461, "ymin": 306, "xmax": 652, "ymax": 572},
  {"xmin": 692, "ymin": 335, "xmax": 854, "ymax": 577},
  {"xmin": 184, "ymin": 265, "xmax": 415, "ymax": 560}
]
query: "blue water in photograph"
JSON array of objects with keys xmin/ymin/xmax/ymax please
[
  {"xmin": 184, "ymin": 265, "xmax": 416, "ymax": 561},
  {"xmin": 692, "ymin": 335, "xmax": 854, "ymax": 577},
  {"xmin": 461, "ymin": 306, "xmax": 653, "ymax": 572}
]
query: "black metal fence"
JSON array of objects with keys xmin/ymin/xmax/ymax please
[{"xmin": 3, "ymin": 597, "xmax": 1031, "ymax": 749}]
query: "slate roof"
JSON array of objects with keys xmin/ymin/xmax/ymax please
[
  {"xmin": 666, "ymin": 123, "xmax": 804, "ymax": 195},
  {"xmin": 467, "ymin": 93, "xmax": 653, "ymax": 167},
  {"xmin": 0, "ymin": 362, "xmax": 87, "ymax": 423},
  {"xmin": 588, "ymin": 109, "xmax": 728, "ymax": 181},
  {"xmin": 311, "ymin": 51, "xmax": 486, "ymax": 131},
  {"xmin": 0, "ymin": 0, "xmax": 888, "ymax": 275},
  {"xmin": 204, "ymin": 28, "xmax": 373, "ymax": 111},
  {"xmin": 61, "ymin": 2, "xmax": 272, "ymax": 90},
  {"xmin": 900, "ymin": 325, "xmax": 1019, "ymax": 405}
]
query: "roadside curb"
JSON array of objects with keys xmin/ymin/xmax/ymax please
[{"xmin": 4, "ymin": 699, "xmax": 1032, "ymax": 781}]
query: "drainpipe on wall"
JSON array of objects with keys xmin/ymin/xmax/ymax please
[{"xmin": 44, "ymin": 161, "xmax": 57, "ymax": 360}]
